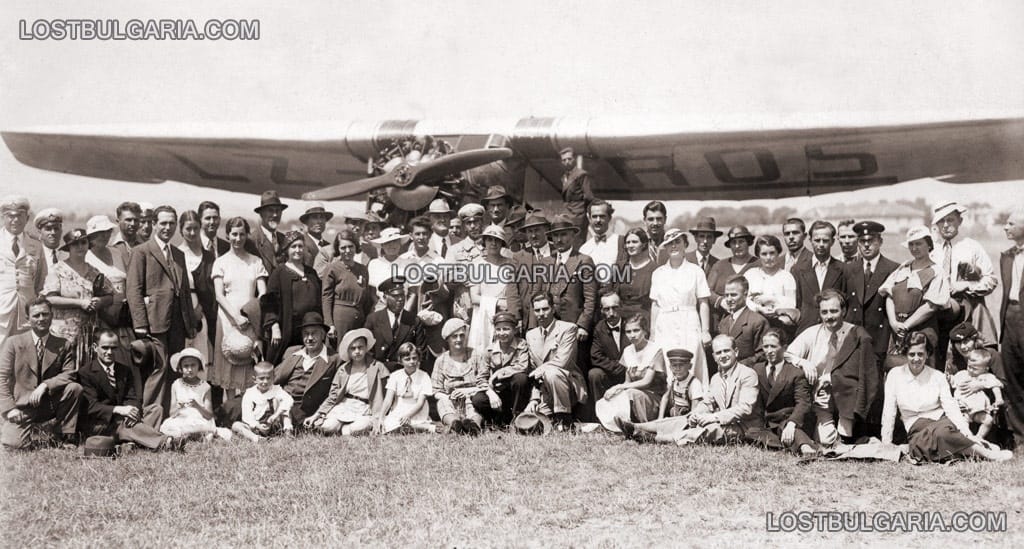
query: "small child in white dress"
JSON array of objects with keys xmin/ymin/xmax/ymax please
[
  {"xmin": 376, "ymin": 343, "xmax": 435, "ymax": 434},
  {"xmin": 951, "ymin": 348, "xmax": 1004, "ymax": 438},
  {"xmin": 160, "ymin": 348, "xmax": 232, "ymax": 441},
  {"xmin": 231, "ymin": 362, "xmax": 295, "ymax": 442}
]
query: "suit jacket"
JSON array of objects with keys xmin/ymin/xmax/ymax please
[
  {"xmin": 126, "ymin": 238, "xmax": 197, "ymax": 336},
  {"xmin": 0, "ymin": 332, "xmax": 76, "ymax": 415},
  {"xmin": 685, "ymin": 251, "xmax": 720, "ymax": 277},
  {"xmin": 841, "ymin": 255, "xmax": 899, "ymax": 355},
  {"xmin": 29, "ymin": 240, "xmax": 65, "ymax": 295},
  {"xmin": 206, "ymin": 237, "xmax": 230, "ymax": 257},
  {"xmin": 314, "ymin": 359, "xmax": 389, "ymax": 416},
  {"xmin": 751, "ymin": 360, "xmax": 812, "ymax": 432},
  {"xmin": 793, "ymin": 257, "xmax": 844, "ymax": 336},
  {"xmin": 691, "ymin": 362, "xmax": 764, "ymax": 433},
  {"xmin": 507, "ymin": 250, "xmax": 553, "ymax": 329},
  {"xmin": 785, "ymin": 247, "xmax": 813, "ymax": 273},
  {"xmin": 245, "ymin": 224, "xmax": 286, "ymax": 274},
  {"xmin": 707, "ymin": 256, "xmax": 760, "ymax": 313},
  {"xmin": 302, "ymin": 232, "xmax": 331, "ymax": 269},
  {"xmin": 831, "ymin": 324, "xmax": 880, "ymax": 423},
  {"xmin": 525, "ymin": 319, "xmax": 587, "ymax": 401},
  {"xmin": 1000, "ymin": 247, "xmax": 1024, "ymax": 333},
  {"xmin": 548, "ymin": 251, "xmax": 598, "ymax": 330},
  {"xmin": 189, "ymin": 247, "xmax": 218, "ymax": 346},
  {"xmin": 589, "ymin": 320, "xmax": 628, "ymax": 376},
  {"xmin": 78, "ymin": 357, "xmax": 143, "ymax": 433},
  {"xmin": 717, "ymin": 307, "xmax": 768, "ymax": 363},
  {"xmin": 274, "ymin": 344, "xmax": 341, "ymax": 417},
  {"xmin": 364, "ymin": 309, "xmax": 421, "ymax": 371}
]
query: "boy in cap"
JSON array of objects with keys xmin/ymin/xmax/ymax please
[{"xmin": 658, "ymin": 349, "xmax": 703, "ymax": 418}]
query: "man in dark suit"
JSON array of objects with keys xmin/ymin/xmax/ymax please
[
  {"xmin": 752, "ymin": 329, "xmax": 816, "ymax": 455},
  {"xmin": 507, "ymin": 213, "xmax": 554, "ymax": 330},
  {"xmin": 299, "ymin": 204, "xmax": 334, "ymax": 268},
  {"xmin": 364, "ymin": 277, "xmax": 421, "ymax": 372},
  {"xmin": 588, "ymin": 292, "xmax": 628, "ymax": 409},
  {"xmin": 559, "ymin": 146, "xmax": 594, "ymax": 245},
  {"xmin": 782, "ymin": 218, "xmax": 813, "ymax": 273},
  {"xmin": 197, "ymin": 200, "xmax": 230, "ymax": 256},
  {"xmin": 840, "ymin": 221, "xmax": 898, "ymax": 363},
  {"xmin": 793, "ymin": 220, "xmax": 844, "ymax": 336},
  {"xmin": 78, "ymin": 330, "xmax": 179, "ymax": 450},
  {"xmin": 999, "ymin": 208, "xmax": 1024, "ymax": 446},
  {"xmin": 836, "ymin": 219, "xmax": 860, "ymax": 264},
  {"xmin": 274, "ymin": 312, "xmax": 340, "ymax": 425},
  {"xmin": 126, "ymin": 205, "xmax": 197, "ymax": 359},
  {"xmin": 0, "ymin": 298, "xmax": 81, "ymax": 449},
  {"xmin": 246, "ymin": 190, "xmax": 288, "ymax": 273},
  {"xmin": 717, "ymin": 275, "xmax": 769, "ymax": 367},
  {"xmin": 686, "ymin": 216, "xmax": 722, "ymax": 276},
  {"xmin": 546, "ymin": 215, "xmax": 597, "ymax": 338}
]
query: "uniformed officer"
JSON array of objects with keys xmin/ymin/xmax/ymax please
[{"xmin": 840, "ymin": 221, "xmax": 898, "ymax": 365}]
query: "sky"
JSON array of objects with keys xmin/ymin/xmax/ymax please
[{"xmin": 1, "ymin": 0, "xmax": 1022, "ymax": 221}]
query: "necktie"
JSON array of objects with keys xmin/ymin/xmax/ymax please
[
  {"xmin": 864, "ymin": 259, "xmax": 872, "ymax": 281},
  {"xmin": 51, "ymin": 249, "xmax": 58, "ymax": 264},
  {"xmin": 205, "ymin": 239, "xmax": 214, "ymax": 253},
  {"xmin": 700, "ymin": 255, "xmax": 708, "ymax": 272},
  {"xmin": 105, "ymin": 363, "xmax": 117, "ymax": 390},
  {"xmin": 35, "ymin": 337, "xmax": 45, "ymax": 383},
  {"xmin": 767, "ymin": 363, "xmax": 776, "ymax": 383},
  {"xmin": 392, "ymin": 313, "xmax": 400, "ymax": 336},
  {"xmin": 11, "ymin": 236, "xmax": 19, "ymax": 257},
  {"xmin": 823, "ymin": 330, "xmax": 839, "ymax": 375},
  {"xmin": 164, "ymin": 244, "xmax": 179, "ymax": 287},
  {"xmin": 440, "ymin": 239, "xmax": 448, "ymax": 258},
  {"xmin": 943, "ymin": 240, "xmax": 953, "ymax": 279}
]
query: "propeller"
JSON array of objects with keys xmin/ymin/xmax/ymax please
[{"xmin": 302, "ymin": 147, "xmax": 514, "ymax": 203}]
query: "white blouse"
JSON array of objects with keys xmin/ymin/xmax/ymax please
[{"xmin": 881, "ymin": 365, "xmax": 971, "ymax": 444}]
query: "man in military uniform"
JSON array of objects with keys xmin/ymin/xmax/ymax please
[
  {"xmin": 840, "ymin": 221, "xmax": 898, "ymax": 366},
  {"xmin": 0, "ymin": 195, "xmax": 43, "ymax": 346},
  {"xmin": 30, "ymin": 208, "xmax": 66, "ymax": 284},
  {"xmin": 559, "ymin": 147, "xmax": 594, "ymax": 246}
]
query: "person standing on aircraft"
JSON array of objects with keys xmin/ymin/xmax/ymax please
[
  {"xmin": 782, "ymin": 218, "xmax": 812, "ymax": 273},
  {"xmin": 197, "ymin": 201, "xmax": 229, "ymax": 257},
  {"xmin": 559, "ymin": 147, "xmax": 594, "ymax": 246},
  {"xmin": 930, "ymin": 201, "xmax": 999, "ymax": 368},
  {"xmin": 686, "ymin": 217, "xmax": 722, "ymax": 277},
  {"xmin": 109, "ymin": 201, "xmax": 142, "ymax": 267},
  {"xmin": 836, "ymin": 219, "xmax": 860, "ymax": 264},
  {"xmin": 0, "ymin": 195, "xmax": 43, "ymax": 346},
  {"xmin": 643, "ymin": 201, "xmax": 668, "ymax": 264},
  {"xmin": 137, "ymin": 202, "xmax": 156, "ymax": 243},
  {"xmin": 246, "ymin": 191, "xmax": 289, "ymax": 274},
  {"xmin": 298, "ymin": 204, "xmax": 334, "ymax": 269},
  {"xmin": 579, "ymin": 199, "xmax": 625, "ymax": 290}
]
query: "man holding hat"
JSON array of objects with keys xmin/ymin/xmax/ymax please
[
  {"xmin": 686, "ymin": 216, "xmax": 723, "ymax": 276},
  {"xmin": 0, "ymin": 195, "xmax": 43, "ymax": 345},
  {"xmin": 559, "ymin": 146, "xmax": 594, "ymax": 243},
  {"xmin": 273, "ymin": 312, "xmax": 341, "ymax": 425},
  {"xmin": 298, "ymin": 203, "xmax": 334, "ymax": 269},
  {"xmin": 246, "ymin": 190, "xmax": 289, "ymax": 274},
  {"xmin": 364, "ymin": 276, "xmax": 422, "ymax": 372},
  {"xmin": 30, "ymin": 207, "xmax": 66, "ymax": 285},
  {"xmin": 932, "ymin": 200, "xmax": 998, "ymax": 367},
  {"xmin": 840, "ymin": 220, "xmax": 898, "ymax": 365}
]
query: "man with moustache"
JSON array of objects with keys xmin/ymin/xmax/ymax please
[
  {"xmin": 0, "ymin": 195, "xmax": 42, "ymax": 345},
  {"xmin": 579, "ymin": 199, "xmax": 626, "ymax": 290},
  {"xmin": 246, "ymin": 190, "xmax": 289, "ymax": 273},
  {"xmin": 425, "ymin": 198, "xmax": 455, "ymax": 258},
  {"xmin": 782, "ymin": 218, "xmax": 813, "ymax": 273},
  {"xmin": 587, "ymin": 292, "xmax": 629, "ymax": 413},
  {"xmin": 197, "ymin": 200, "xmax": 230, "ymax": 256}
]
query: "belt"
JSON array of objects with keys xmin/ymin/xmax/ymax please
[{"xmin": 344, "ymin": 393, "xmax": 369, "ymax": 404}]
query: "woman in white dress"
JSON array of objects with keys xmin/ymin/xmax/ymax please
[
  {"xmin": 177, "ymin": 210, "xmax": 213, "ymax": 368},
  {"xmin": 595, "ymin": 313, "xmax": 666, "ymax": 427},
  {"xmin": 650, "ymin": 228, "xmax": 712, "ymax": 385},
  {"xmin": 467, "ymin": 225, "xmax": 513, "ymax": 350},
  {"xmin": 744, "ymin": 235, "xmax": 799, "ymax": 342},
  {"xmin": 209, "ymin": 217, "xmax": 268, "ymax": 395}
]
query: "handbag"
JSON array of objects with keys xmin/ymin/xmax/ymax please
[{"xmin": 93, "ymin": 273, "xmax": 131, "ymax": 328}]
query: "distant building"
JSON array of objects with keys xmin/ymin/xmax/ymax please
[{"xmin": 803, "ymin": 202, "xmax": 926, "ymax": 233}]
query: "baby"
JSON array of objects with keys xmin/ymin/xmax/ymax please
[{"xmin": 951, "ymin": 348, "xmax": 1004, "ymax": 439}]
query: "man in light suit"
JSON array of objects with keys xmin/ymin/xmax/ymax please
[
  {"xmin": 0, "ymin": 298, "xmax": 81, "ymax": 449},
  {"xmin": 246, "ymin": 190, "xmax": 288, "ymax": 273},
  {"xmin": 782, "ymin": 218, "xmax": 813, "ymax": 273},
  {"xmin": 0, "ymin": 195, "xmax": 44, "ymax": 346},
  {"xmin": 274, "ymin": 312, "xmax": 341, "ymax": 425},
  {"xmin": 752, "ymin": 329, "xmax": 816, "ymax": 455},
  {"xmin": 126, "ymin": 205, "xmax": 197, "ymax": 360},
  {"xmin": 525, "ymin": 292, "xmax": 587, "ymax": 430},
  {"xmin": 793, "ymin": 220, "xmax": 844, "ymax": 336}
]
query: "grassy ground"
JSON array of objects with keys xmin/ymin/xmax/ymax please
[{"xmin": 2, "ymin": 431, "xmax": 1022, "ymax": 547}]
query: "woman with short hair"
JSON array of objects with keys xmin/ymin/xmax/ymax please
[
  {"xmin": 44, "ymin": 229, "xmax": 113, "ymax": 365},
  {"xmin": 595, "ymin": 313, "xmax": 666, "ymax": 427},
  {"xmin": 616, "ymin": 228, "xmax": 656, "ymax": 320},
  {"xmin": 650, "ymin": 228, "xmax": 711, "ymax": 384},
  {"xmin": 321, "ymin": 229, "xmax": 376, "ymax": 344},
  {"xmin": 744, "ymin": 235, "xmax": 798, "ymax": 342},
  {"xmin": 263, "ymin": 230, "xmax": 322, "ymax": 364}
]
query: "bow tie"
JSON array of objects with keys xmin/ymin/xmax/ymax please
[{"xmin": 594, "ymin": 234, "xmax": 608, "ymax": 243}]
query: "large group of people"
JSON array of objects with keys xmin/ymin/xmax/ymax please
[{"xmin": 1, "ymin": 150, "xmax": 1023, "ymax": 463}]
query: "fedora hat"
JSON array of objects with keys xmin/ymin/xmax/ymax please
[
  {"xmin": 254, "ymin": 190, "xmax": 289, "ymax": 213},
  {"xmin": 298, "ymin": 311, "xmax": 329, "ymax": 332},
  {"xmin": 513, "ymin": 411, "xmax": 552, "ymax": 435},
  {"xmin": 595, "ymin": 393, "xmax": 632, "ymax": 433},
  {"xmin": 932, "ymin": 201, "xmax": 968, "ymax": 224},
  {"xmin": 520, "ymin": 212, "xmax": 551, "ymax": 231},
  {"xmin": 299, "ymin": 203, "xmax": 334, "ymax": 224},
  {"xmin": 371, "ymin": 227, "xmax": 410, "ymax": 246},
  {"xmin": 507, "ymin": 205, "xmax": 528, "ymax": 226},
  {"xmin": 129, "ymin": 338, "xmax": 156, "ymax": 370},
  {"xmin": 689, "ymin": 216, "xmax": 723, "ymax": 237},
  {"xmin": 480, "ymin": 185, "xmax": 513, "ymax": 204},
  {"xmin": 546, "ymin": 214, "xmax": 580, "ymax": 235},
  {"xmin": 338, "ymin": 328, "xmax": 376, "ymax": 362},
  {"xmin": 724, "ymin": 225, "xmax": 755, "ymax": 246},
  {"xmin": 58, "ymin": 229, "xmax": 88, "ymax": 252},
  {"xmin": 82, "ymin": 435, "xmax": 116, "ymax": 458}
]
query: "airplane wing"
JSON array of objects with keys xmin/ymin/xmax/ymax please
[{"xmin": 4, "ymin": 116, "xmax": 1023, "ymax": 201}]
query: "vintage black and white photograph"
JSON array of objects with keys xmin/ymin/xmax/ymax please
[{"xmin": 1, "ymin": 0, "xmax": 1022, "ymax": 546}]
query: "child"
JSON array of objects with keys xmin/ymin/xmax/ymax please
[
  {"xmin": 231, "ymin": 362, "xmax": 295, "ymax": 442},
  {"xmin": 658, "ymin": 349, "xmax": 703, "ymax": 419},
  {"xmin": 376, "ymin": 343, "xmax": 435, "ymax": 434},
  {"xmin": 160, "ymin": 348, "xmax": 232, "ymax": 441},
  {"xmin": 951, "ymin": 348, "xmax": 1005, "ymax": 439}
]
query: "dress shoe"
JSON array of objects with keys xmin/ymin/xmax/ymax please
[
  {"xmin": 614, "ymin": 416, "xmax": 635, "ymax": 440},
  {"xmin": 462, "ymin": 419, "xmax": 482, "ymax": 437}
]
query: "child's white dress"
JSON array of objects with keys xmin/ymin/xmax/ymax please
[
  {"xmin": 383, "ymin": 369, "xmax": 434, "ymax": 432},
  {"xmin": 160, "ymin": 379, "xmax": 218, "ymax": 437}
]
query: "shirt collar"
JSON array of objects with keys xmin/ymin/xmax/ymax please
[
  {"xmin": 31, "ymin": 331, "xmax": 47, "ymax": 346},
  {"xmin": 261, "ymin": 225, "xmax": 275, "ymax": 241},
  {"xmin": 589, "ymin": 229, "xmax": 611, "ymax": 243},
  {"xmin": 293, "ymin": 345, "xmax": 328, "ymax": 362}
]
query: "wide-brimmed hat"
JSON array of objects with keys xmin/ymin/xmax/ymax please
[
  {"xmin": 254, "ymin": 190, "xmax": 288, "ymax": 213},
  {"xmin": 903, "ymin": 226, "xmax": 933, "ymax": 248},
  {"xmin": 513, "ymin": 411, "xmax": 552, "ymax": 435},
  {"xmin": 932, "ymin": 201, "xmax": 968, "ymax": 224},
  {"xmin": 33, "ymin": 207, "xmax": 64, "ymax": 229},
  {"xmin": 520, "ymin": 212, "xmax": 551, "ymax": 231},
  {"xmin": 129, "ymin": 338, "xmax": 157, "ymax": 370},
  {"xmin": 371, "ymin": 227, "xmax": 411, "ymax": 246},
  {"xmin": 595, "ymin": 393, "xmax": 632, "ymax": 433},
  {"xmin": 480, "ymin": 225, "xmax": 508, "ymax": 246},
  {"xmin": 222, "ymin": 331, "xmax": 256, "ymax": 366},
  {"xmin": 170, "ymin": 347, "xmax": 204, "ymax": 373},
  {"xmin": 85, "ymin": 215, "xmax": 116, "ymax": 237},
  {"xmin": 363, "ymin": 212, "xmax": 385, "ymax": 227},
  {"xmin": 507, "ymin": 205, "xmax": 528, "ymax": 226},
  {"xmin": 345, "ymin": 212, "xmax": 369, "ymax": 225},
  {"xmin": 546, "ymin": 214, "xmax": 580, "ymax": 235},
  {"xmin": 298, "ymin": 311, "xmax": 329, "ymax": 332},
  {"xmin": 442, "ymin": 318, "xmax": 468, "ymax": 340},
  {"xmin": 299, "ymin": 203, "xmax": 334, "ymax": 224},
  {"xmin": 427, "ymin": 199, "xmax": 452, "ymax": 215},
  {"xmin": 481, "ymin": 185, "xmax": 513, "ymax": 205},
  {"xmin": 724, "ymin": 226, "xmax": 755, "ymax": 246},
  {"xmin": 59, "ymin": 229, "xmax": 88, "ymax": 251},
  {"xmin": 660, "ymin": 228, "xmax": 689, "ymax": 249},
  {"xmin": 689, "ymin": 216, "xmax": 723, "ymax": 237},
  {"xmin": 338, "ymin": 328, "xmax": 376, "ymax": 362},
  {"xmin": 82, "ymin": 435, "xmax": 116, "ymax": 458}
]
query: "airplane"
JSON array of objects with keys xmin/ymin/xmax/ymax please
[{"xmin": 3, "ymin": 116, "xmax": 1023, "ymax": 220}]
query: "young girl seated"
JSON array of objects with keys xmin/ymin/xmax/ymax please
[
  {"xmin": 950, "ymin": 348, "xmax": 1005, "ymax": 439},
  {"xmin": 376, "ymin": 343, "xmax": 435, "ymax": 434},
  {"xmin": 658, "ymin": 349, "xmax": 703, "ymax": 418},
  {"xmin": 160, "ymin": 348, "xmax": 232, "ymax": 441},
  {"xmin": 305, "ymin": 328, "xmax": 389, "ymax": 436},
  {"xmin": 231, "ymin": 362, "xmax": 295, "ymax": 442}
]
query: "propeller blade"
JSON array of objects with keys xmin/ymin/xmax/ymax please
[
  {"xmin": 301, "ymin": 172, "xmax": 395, "ymax": 201},
  {"xmin": 389, "ymin": 186, "xmax": 440, "ymax": 211},
  {"xmin": 411, "ymin": 148, "xmax": 514, "ymax": 183}
]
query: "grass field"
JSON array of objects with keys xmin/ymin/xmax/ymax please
[{"xmin": 2, "ymin": 431, "xmax": 1022, "ymax": 547}]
